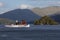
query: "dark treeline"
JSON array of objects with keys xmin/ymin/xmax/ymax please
[{"xmin": 34, "ymin": 16, "xmax": 59, "ymax": 25}]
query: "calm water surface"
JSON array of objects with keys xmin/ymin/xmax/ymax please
[{"xmin": 0, "ymin": 25, "xmax": 60, "ymax": 40}]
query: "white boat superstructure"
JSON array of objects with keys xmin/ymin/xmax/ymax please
[
  {"xmin": 5, "ymin": 24, "xmax": 30, "ymax": 28},
  {"xmin": 5, "ymin": 20, "xmax": 30, "ymax": 28}
]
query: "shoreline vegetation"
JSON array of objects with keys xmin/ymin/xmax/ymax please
[
  {"xmin": 34, "ymin": 16, "xmax": 59, "ymax": 25},
  {"xmin": 0, "ymin": 18, "xmax": 15, "ymax": 25},
  {"xmin": 0, "ymin": 16, "xmax": 59, "ymax": 25}
]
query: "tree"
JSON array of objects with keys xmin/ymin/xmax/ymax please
[
  {"xmin": 34, "ymin": 16, "xmax": 59, "ymax": 25},
  {"xmin": 34, "ymin": 19, "xmax": 40, "ymax": 25}
]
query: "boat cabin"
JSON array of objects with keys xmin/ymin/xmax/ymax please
[{"xmin": 15, "ymin": 20, "xmax": 27, "ymax": 25}]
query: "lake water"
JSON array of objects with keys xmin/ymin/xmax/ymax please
[{"xmin": 0, "ymin": 25, "xmax": 60, "ymax": 40}]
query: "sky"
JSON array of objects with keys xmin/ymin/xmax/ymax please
[{"xmin": 0, "ymin": 0, "xmax": 60, "ymax": 14}]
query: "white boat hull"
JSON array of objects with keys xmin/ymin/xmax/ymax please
[{"xmin": 5, "ymin": 24, "xmax": 30, "ymax": 28}]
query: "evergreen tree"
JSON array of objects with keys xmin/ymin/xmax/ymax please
[{"xmin": 34, "ymin": 16, "xmax": 59, "ymax": 25}]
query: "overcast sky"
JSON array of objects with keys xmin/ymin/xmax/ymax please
[{"xmin": 0, "ymin": 0, "xmax": 60, "ymax": 14}]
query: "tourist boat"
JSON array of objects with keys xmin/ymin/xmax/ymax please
[
  {"xmin": 5, "ymin": 24, "xmax": 30, "ymax": 28},
  {"xmin": 5, "ymin": 20, "xmax": 30, "ymax": 28}
]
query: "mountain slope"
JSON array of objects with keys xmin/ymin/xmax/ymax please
[
  {"xmin": 0, "ymin": 9, "xmax": 40, "ymax": 24},
  {"xmin": 50, "ymin": 13, "xmax": 60, "ymax": 23},
  {"xmin": 32, "ymin": 6, "xmax": 60, "ymax": 16},
  {"xmin": 32, "ymin": 6, "xmax": 60, "ymax": 23}
]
